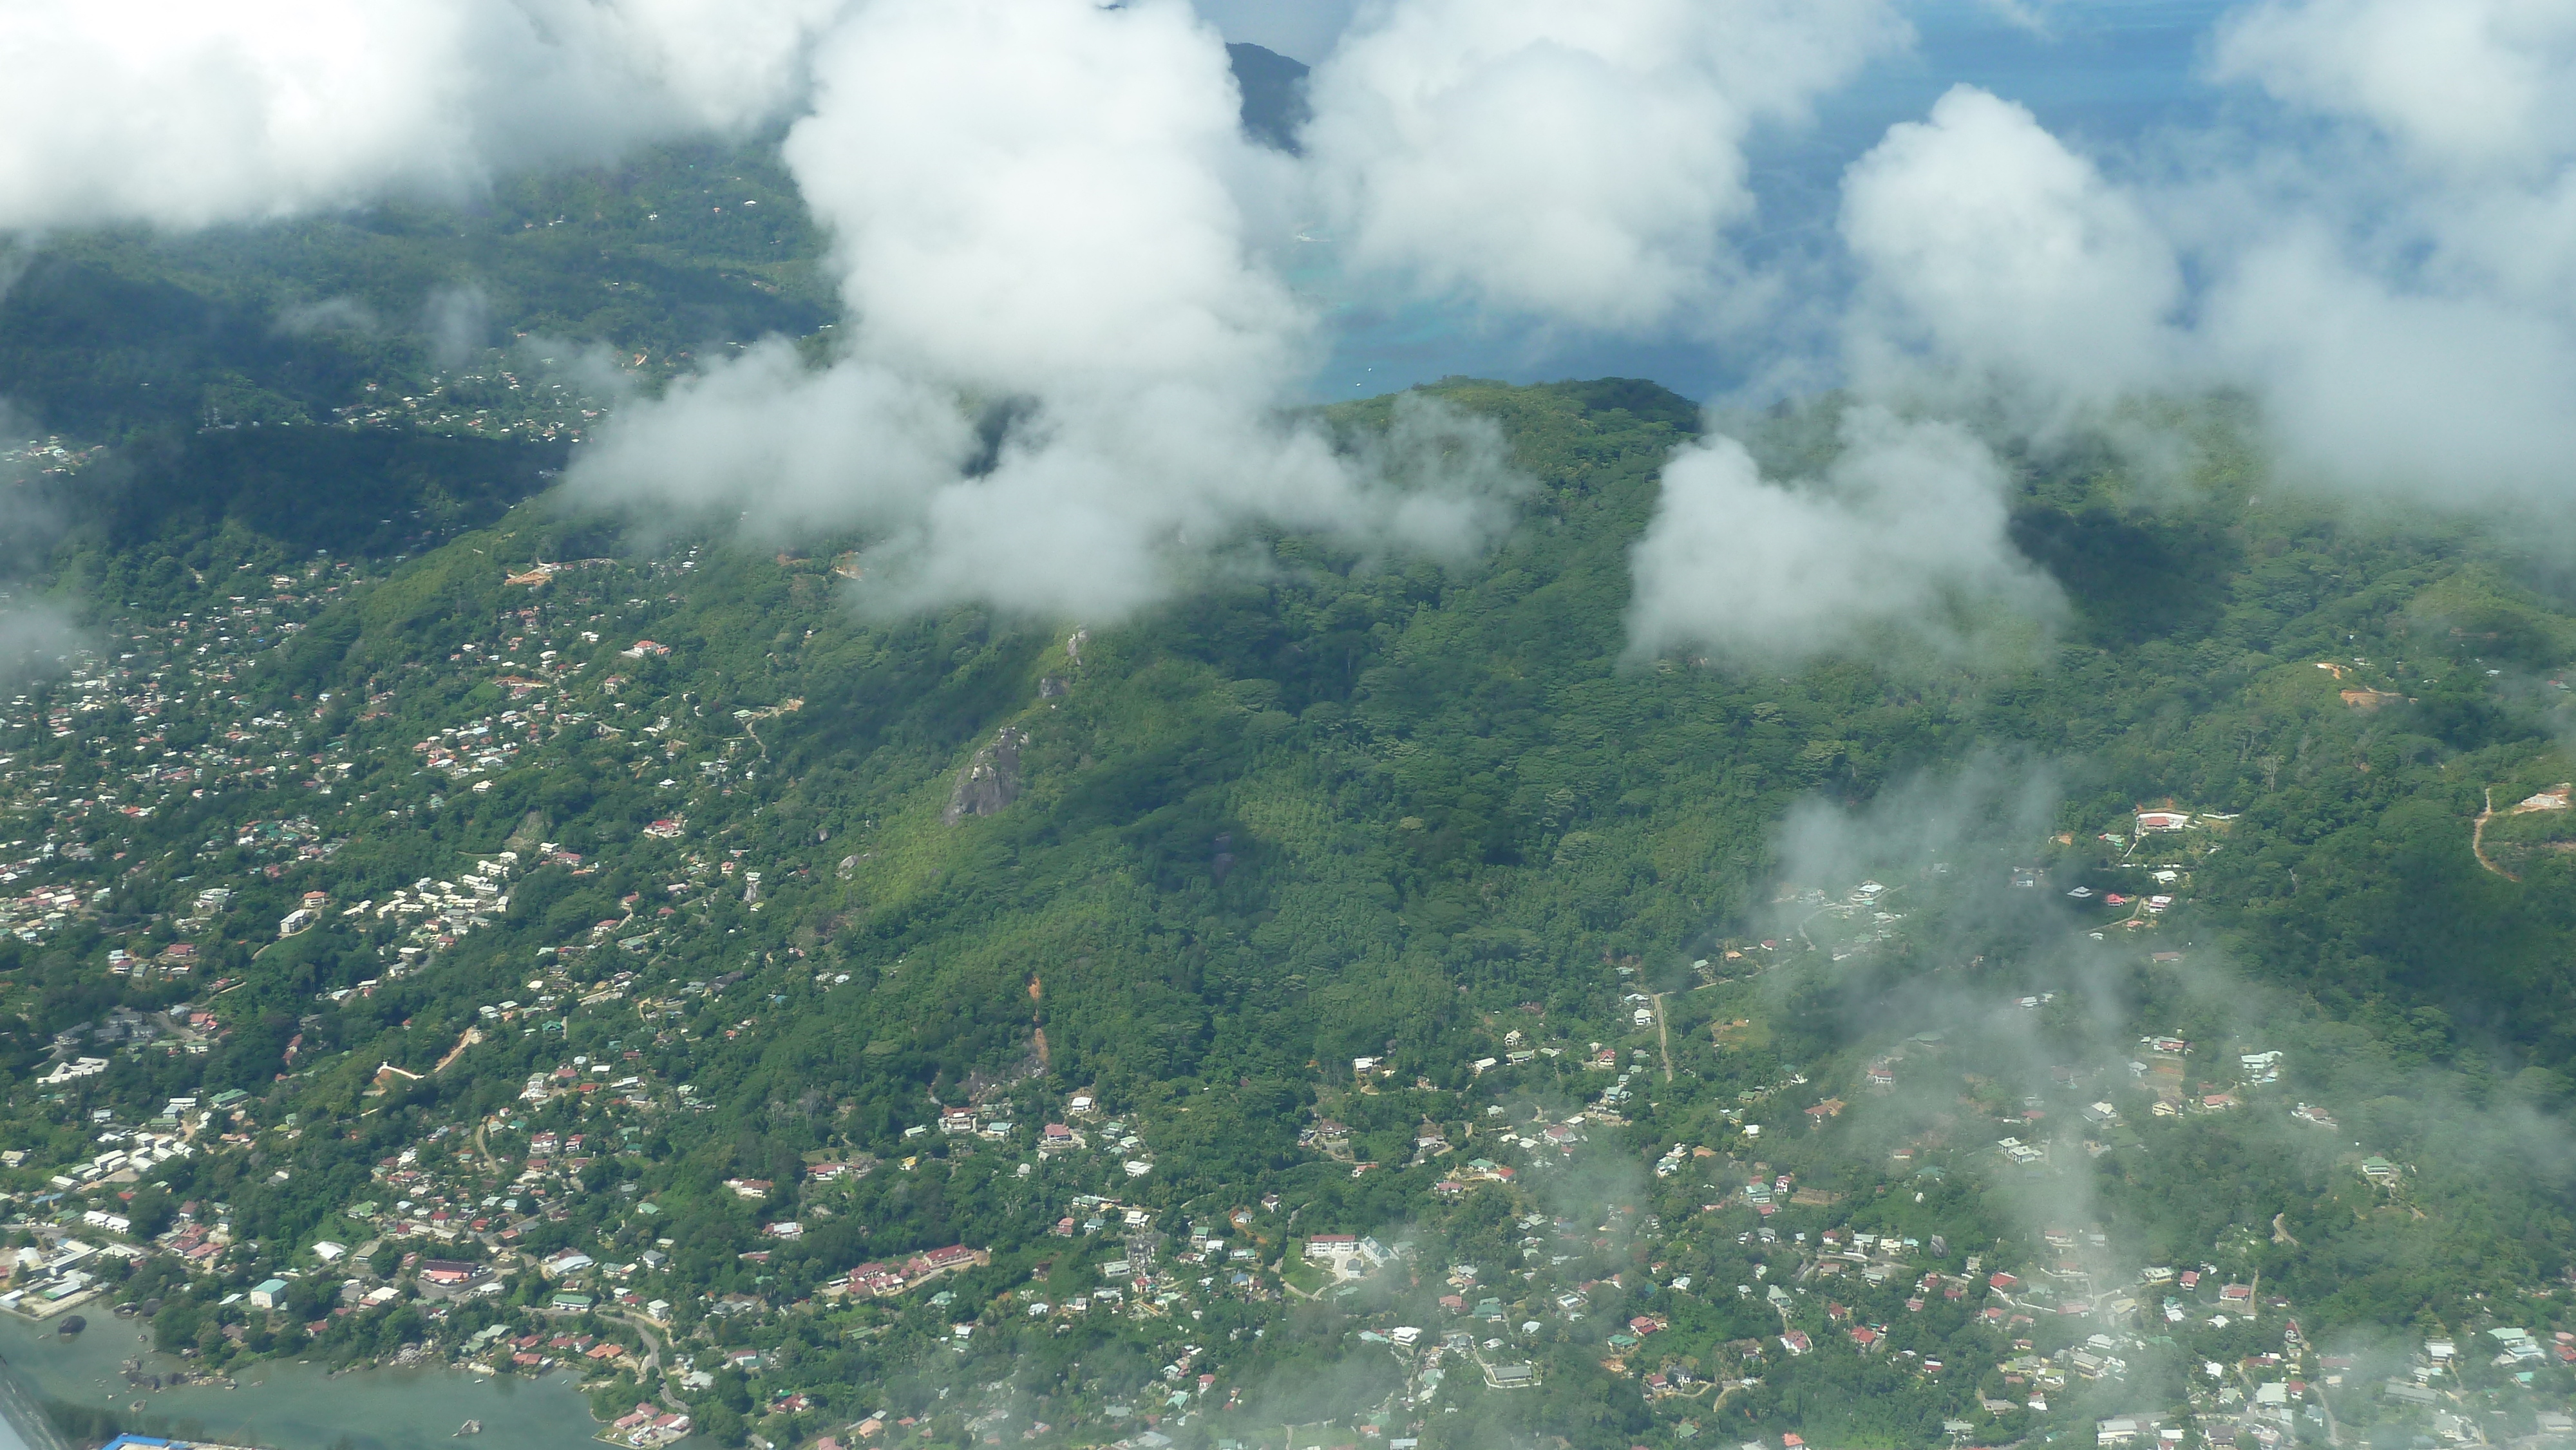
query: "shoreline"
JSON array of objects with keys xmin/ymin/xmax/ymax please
[
  {"xmin": 0, "ymin": 1287, "xmax": 108, "ymax": 1324},
  {"xmin": 0, "ymin": 1309, "xmax": 603, "ymax": 1450}
]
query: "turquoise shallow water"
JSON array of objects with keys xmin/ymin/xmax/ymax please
[{"xmin": 0, "ymin": 1313, "xmax": 600, "ymax": 1450}]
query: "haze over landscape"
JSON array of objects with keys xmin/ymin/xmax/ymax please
[{"xmin": 1, "ymin": 4, "xmax": 2575, "ymax": 1450}]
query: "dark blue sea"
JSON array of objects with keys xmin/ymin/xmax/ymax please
[{"xmin": 1302, "ymin": 0, "xmax": 2235, "ymax": 402}]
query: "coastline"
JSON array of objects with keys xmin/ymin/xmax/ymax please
[{"xmin": 0, "ymin": 1310, "xmax": 600, "ymax": 1450}]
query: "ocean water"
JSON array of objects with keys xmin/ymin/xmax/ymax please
[
  {"xmin": 0, "ymin": 1313, "xmax": 599, "ymax": 1450},
  {"xmin": 1303, "ymin": 0, "xmax": 2237, "ymax": 402}
]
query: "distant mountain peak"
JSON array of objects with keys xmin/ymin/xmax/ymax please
[{"xmin": 1227, "ymin": 42, "xmax": 1310, "ymax": 154}]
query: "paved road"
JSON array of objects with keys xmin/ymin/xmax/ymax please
[{"xmin": 607, "ymin": 1312, "xmax": 687, "ymax": 1411}]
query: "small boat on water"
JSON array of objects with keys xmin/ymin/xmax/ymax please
[
  {"xmin": 455, "ymin": 1420, "xmax": 482, "ymax": 1436},
  {"xmin": 57, "ymin": 1315, "xmax": 85, "ymax": 1336}
]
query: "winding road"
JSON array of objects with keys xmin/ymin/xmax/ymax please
[{"xmin": 607, "ymin": 1310, "xmax": 688, "ymax": 1409}]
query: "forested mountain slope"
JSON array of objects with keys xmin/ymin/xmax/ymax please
[{"xmin": 9, "ymin": 384, "xmax": 2576, "ymax": 1447}]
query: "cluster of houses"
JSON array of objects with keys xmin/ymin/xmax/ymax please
[
  {"xmin": 1050, "ymin": 1195, "xmax": 1161, "ymax": 1240},
  {"xmin": 1304, "ymin": 1233, "xmax": 1394, "ymax": 1281},
  {"xmin": 32, "ymin": 1108, "xmax": 199, "ymax": 1194},
  {"xmin": 1, "ymin": 574, "xmax": 369, "ymax": 937},
  {"xmin": 607, "ymin": 1404, "xmax": 695, "ymax": 1447},
  {"xmin": 328, "ymin": 359, "xmax": 609, "ymax": 441},
  {"xmin": 905, "ymin": 1097, "xmax": 1156, "ymax": 1178},
  {"xmin": 0, "ymin": 1232, "xmax": 133, "ymax": 1317},
  {"xmin": 0, "ymin": 875, "xmax": 93, "ymax": 943},
  {"xmin": 844, "ymin": 1244, "xmax": 988, "ymax": 1299},
  {"xmin": 363, "ymin": 852, "xmax": 516, "ymax": 955}
]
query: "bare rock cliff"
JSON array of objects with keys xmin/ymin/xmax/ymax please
[{"xmin": 943, "ymin": 727, "xmax": 1027, "ymax": 824}]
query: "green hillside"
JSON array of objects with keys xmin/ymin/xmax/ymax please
[{"xmin": 6, "ymin": 373, "xmax": 2576, "ymax": 1449}]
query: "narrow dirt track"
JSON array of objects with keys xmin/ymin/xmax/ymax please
[{"xmin": 2473, "ymin": 787, "xmax": 2521, "ymax": 881}]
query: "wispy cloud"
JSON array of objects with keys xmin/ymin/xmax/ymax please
[
  {"xmin": 0, "ymin": 596, "xmax": 81, "ymax": 694},
  {"xmin": 1627, "ymin": 405, "xmax": 2061, "ymax": 666},
  {"xmin": 1301, "ymin": 0, "xmax": 1908, "ymax": 334},
  {"xmin": 0, "ymin": 0, "xmax": 847, "ymax": 232},
  {"xmin": 570, "ymin": 0, "xmax": 1522, "ymax": 621}
]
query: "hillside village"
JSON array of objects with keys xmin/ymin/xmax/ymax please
[{"xmin": 1, "ymin": 545, "xmax": 2571, "ymax": 1450}]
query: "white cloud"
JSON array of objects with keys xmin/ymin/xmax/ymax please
[
  {"xmin": 1301, "ymin": 0, "xmax": 1906, "ymax": 332},
  {"xmin": 572, "ymin": 0, "xmax": 1520, "ymax": 621},
  {"xmin": 423, "ymin": 283, "xmax": 493, "ymax": 368},
  {"xmin": 1973, "ymin": 0, "xmax": 2060, "ymax": 35},
  {"xmin": 1840, "ymin": 86, "xmax": 2184, "ymax": 431},
  {"xmin": 1625, "ymin": 406, "xmax": 2058, "ymax": 663},
  {"xmin": 784, "ymin": 0, "xmax": 1310, "ymax": 406},
  {"xmin": 853, "ymin": 391, "xmax": 1520, "ymax": 619},
  {"xmin": 273, "ymin": 297, "xmax": 378, "ymax": 336},
  {"xmin": 1833, "ymin": 10, "xmax": 2576, "ymax": 514},
  {"xmin": 554, "ymin": 339, "xmax": 972, "ymax": 539},
  {"xmin": 2193, "ymin": 0, "xmax": 2576, "ymax": 505},
  {"xmin": 0, "ymin": 597, "xmax": 80, "ymax": 693},
  {"xmin": 0, "ymin": 402, "xmax": 79, "ymax": 684},
  {"xmin": 2212, "ymin": 0, "xmax": 2576, "ymax": 175},
  {"xmin": 0, "ymin": 0, "xmax": 846, "ymax": 233},
  {"xmin": 1595, "ymin": 0, "xmax": 2576, "ymax": 664},
  {"xmin": 2201, "ymin": 229, "xmax": 2576, "ymax": 505},
  {"xmin": 0, "ymin": 397, "xmax": 57, "ymax": 527},
  {"xmin": 23, "ymin": 0, "xmax": 2575, "ymax": 659}
]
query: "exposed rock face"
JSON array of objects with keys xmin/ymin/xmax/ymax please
[{"xmin": 943, "ymin": 728, "xmax": 1027, "ymax": 824}]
